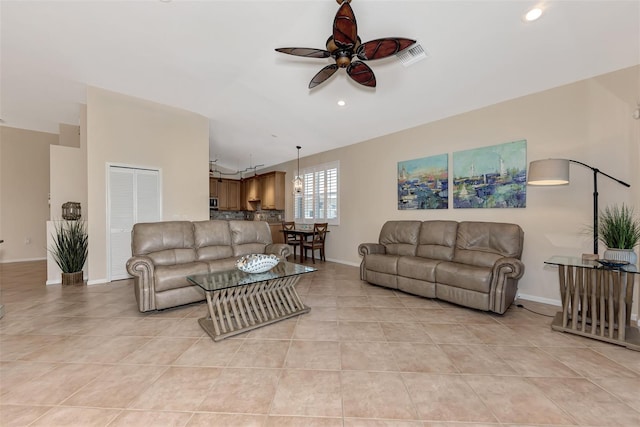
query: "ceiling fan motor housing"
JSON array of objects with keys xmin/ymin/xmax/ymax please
[{"xmin": 334, "ymin": 51, "xmax": 352, "ymax": 68}]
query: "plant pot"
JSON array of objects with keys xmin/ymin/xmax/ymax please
[
  {"xmin": 61, "ymin": 271, "xmax": 84, "ymax": 286},
  {"xmin": 602, "ymin": 248, "xmax": 638, "ymax": 265}
]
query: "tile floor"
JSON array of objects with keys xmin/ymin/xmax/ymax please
[{"xmin": 1, "ymin": 260, "xmax": 639, "ymax": 426}]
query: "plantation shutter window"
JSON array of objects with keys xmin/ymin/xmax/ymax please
[{"xmin": 294, "ymin": 161, "xmax": 339, "ymax": 225}]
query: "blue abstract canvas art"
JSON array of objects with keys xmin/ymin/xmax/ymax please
[
  {"xmin": 398, "ymin": 153, "xmax": 448, "ymax": 210},
  {"xmin": 453, "ymin": 140, "xmax": 527, "ymax": 209}
]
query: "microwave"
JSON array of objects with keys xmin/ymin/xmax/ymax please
[{"xmin": 209, "ymin": 197, "xmax": 218, "ymax": 209}]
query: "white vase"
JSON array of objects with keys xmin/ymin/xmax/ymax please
[{"xmin": 602, "ymin": 248, "xmax": 638, "ymax": 265}]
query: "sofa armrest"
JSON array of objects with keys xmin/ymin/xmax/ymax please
[
  {"xmin": 490, "ymin": 257, "xmax": 525, "ymax": 314},
  {"xmin": 492, "ymin": 257, "xmax": 525, "ymax": 281},
  {"xmin": 358, "ymin": 243, "xmax": 386, "ymax": 256},
  {"xmin": 266, "ymin": 243, "xmax": 292, "ymax": 259},
  {"xmin": 126, "ymin": 255, "xmax": 157, "ymax": 312}
]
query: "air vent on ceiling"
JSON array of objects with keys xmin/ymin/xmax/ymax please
[{"xmin": 396, "ymin": 43, "xmax": 427, "ymax": 67}]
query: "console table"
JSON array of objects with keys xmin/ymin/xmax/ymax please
[{"xmin": 545, "ymin": 256, "xmax": 639, "ymax": 351}]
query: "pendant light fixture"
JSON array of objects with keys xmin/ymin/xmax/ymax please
[{"xmin": 293, "ymin": 145, "xmax": 303, "ymax": 195}]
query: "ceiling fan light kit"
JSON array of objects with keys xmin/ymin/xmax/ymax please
[{"xmin": 275, "ymin": 0, "xmax": 416, "ymax": 89}]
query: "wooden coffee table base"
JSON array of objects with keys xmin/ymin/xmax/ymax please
[
  {"xmin": 550, "ymin": 263, "xmax": 640, "ymax": 351},
  {"xmin": 198, "ymin": 275, "xmax": 309, "ymax": 341},
  {"xmin": 551, "ymin": 312, "xmax": 640, "ymax": 351}
]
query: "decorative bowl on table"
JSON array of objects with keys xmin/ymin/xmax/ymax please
[
  {"xmin": 596, "ymin": 259, "xmax": 630, "ymax": 268},
  {"xmin": 236, "ymin": 254, "xmax": 279, "ymax": 273}
]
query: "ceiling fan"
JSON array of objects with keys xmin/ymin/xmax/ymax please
[{"xmin": 275, "ymin": 0, "xmax": 416, "ymax": 89}]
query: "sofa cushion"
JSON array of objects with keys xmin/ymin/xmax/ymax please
[
  {"xmin": 193, "ymin": 220, "xmax": 234, "ymax": 261},
  {"xmin": 397, "ymin": 256, "xmax": 440, "ymax": 282},
  {"xmin": 435, "ymin": 262, "xmax": 493, "ymax": 293},
  {"xmin": 154, "ymin": 261, "xmax": 209, "ymax": 292},
  {"xmin": 454, "ymin": 221, "xmax": 523, "ymax": 267},
  {"xmin": 131, "ymin": 221, "xmax": 195, "ymax": 256},
  {"xmin": 379, "ymin": 221, "xmax": 421, "ymax": 256},
  {"xmin": 416, "ymin": 220, "xmax": 458, "ymax": 261},
  {"xmin": 203, "ymin": 257, "xmax": 239, "ymax": 272},
  {"xmin": 365, "ymin": 254, "xmax": 399, "ymax": 275},
  {"xmin": 229, "ymin": 220, "xmax": 272, "ymax": 245},
  {"xmin": 233, "ymin": 243, "xmax": 267, "ymax": 257},
  {"xmin": 229, "ymin": 220, "xmax": 273, "ymax": 257},
  {"xmin": 193, "ymin": 220, "xmax": 232, "ymax": 246},
  {"xmin": 148, "ymin": 248, "xmax": 197, "ymax": 266}
]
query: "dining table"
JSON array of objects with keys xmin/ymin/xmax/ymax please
[{"xmin": 280, "ymin": 228, "xmax": 329, "ymax": 262}]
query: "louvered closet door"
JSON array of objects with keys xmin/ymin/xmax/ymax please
[{"xmin": 108, "ymin": 166, "xmax": 160, "ymax": 281}]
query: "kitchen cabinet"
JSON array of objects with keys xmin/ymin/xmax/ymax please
[
  {"xmin": 242, "ymin": 176, "xmax": 261, "ymax": 210},
  {"xmin": 259, "ymin": 171, "xmax": 286, "ymax": 210},
  {"xmin": 215, "ymin": 178, "xmax": 241, "ymax": 210},
  {"xmin": 209, "ymin": 177, "xmax": 219, "ymax": 198},
  {"xmin": 240, "ymin": 171, "xmax": 286, "ymax": 210},
  {"xmin": 227, "ymin": 180, "xmax": 241, "ymax": 210}
]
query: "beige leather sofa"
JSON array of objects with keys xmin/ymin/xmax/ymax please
[
  {"xmin": 358, "ymin": 220, "xmax": 524, "ymax": 314},
  {"xmin": 126, "ymin": 220, "xmax": 292, "ymax": 312}
]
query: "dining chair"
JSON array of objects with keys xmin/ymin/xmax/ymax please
[
  {"xmin": 281, "ymin": 221, "xmax": 300, "ymax": 260},
  {"xmin": 302, "ymin": 222, "xmax": 328, "ymax": 263}
]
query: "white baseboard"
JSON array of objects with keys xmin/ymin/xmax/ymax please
[
  {"xmin": 47, "ymin": 278, "xmax": 108, "ymax": 286},
  {"xmin": 1, "ymin": 257, "xmax": 47, "ymax": 264},
  {"xmin": 326, "ymin": 258, "xmax": 360, "ymax": 268},
  {"xmin": 516, "ymin": 293, "xmax": 562, "ymax": 307}
]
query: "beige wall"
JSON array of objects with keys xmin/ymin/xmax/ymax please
[
  {"xmin": 50, "ymin": 108, "xmax": 87, "ymax": 221},
  {"xmin": 86, "ymin": 87, "xmax": 209, "ymax": 283},
  {"xmin": 58, "ymin": 123, "xmax": 80, "ymax": 148},
  {"xmin": 0, "ymin": 126, "xmax": 58, "ymax": 261},
  {"xmin": 275, "ymin": 65, "xmax": 640, "ymax": 315}
]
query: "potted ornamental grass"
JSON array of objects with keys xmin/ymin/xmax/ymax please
[
  {"xmin": 49, "ymin": 220, "xmax": 88, "ymax": 286},
  {"xmin": 598, "ymin": 204, "xmax": 640, "ymax": 264}
]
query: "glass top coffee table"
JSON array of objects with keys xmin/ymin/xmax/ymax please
[{"xmin": 187, "ymin": 261, "xmax": 316, "ymax": 341}]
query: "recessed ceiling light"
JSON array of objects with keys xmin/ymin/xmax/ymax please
[
  {"xmin": 337, "ymin": 100, "xmax": 346, "ymax": 107},
  {"xmin": 524, "ymin": 7, "xmax": 543, "ymax": 22}
]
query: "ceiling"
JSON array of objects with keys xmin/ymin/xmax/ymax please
[{"xmin": 2, "ymin": 1, "xmax": 639, "ymax": 171}]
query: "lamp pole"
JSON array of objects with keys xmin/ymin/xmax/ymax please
[{"xmin": 568, "ymin": 160, "xmax": 631, "ymax": 254}]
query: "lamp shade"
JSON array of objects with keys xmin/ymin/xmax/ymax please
[{"xmin": 527, "ymin": 159, "xmax": 570, "ymax": 186}]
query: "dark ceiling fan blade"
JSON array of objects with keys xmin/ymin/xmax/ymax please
[
  {"xmin": 275, "ymin": 48, "xmax": 331, "ymax": 58},
  {"xmin": 346, "ymin": 61, "xmax": 376, "ymax": 87},
  {"xmin": 309, "ymin": 64, "xmax": 339, "ymax": 89},
  {"xmin": 356, "ymin": 38, "xmax": 416, "ymax": 60},
  {"xmin": 333, "ymin": 1, "xmax": 358, "ymax": 49}
]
